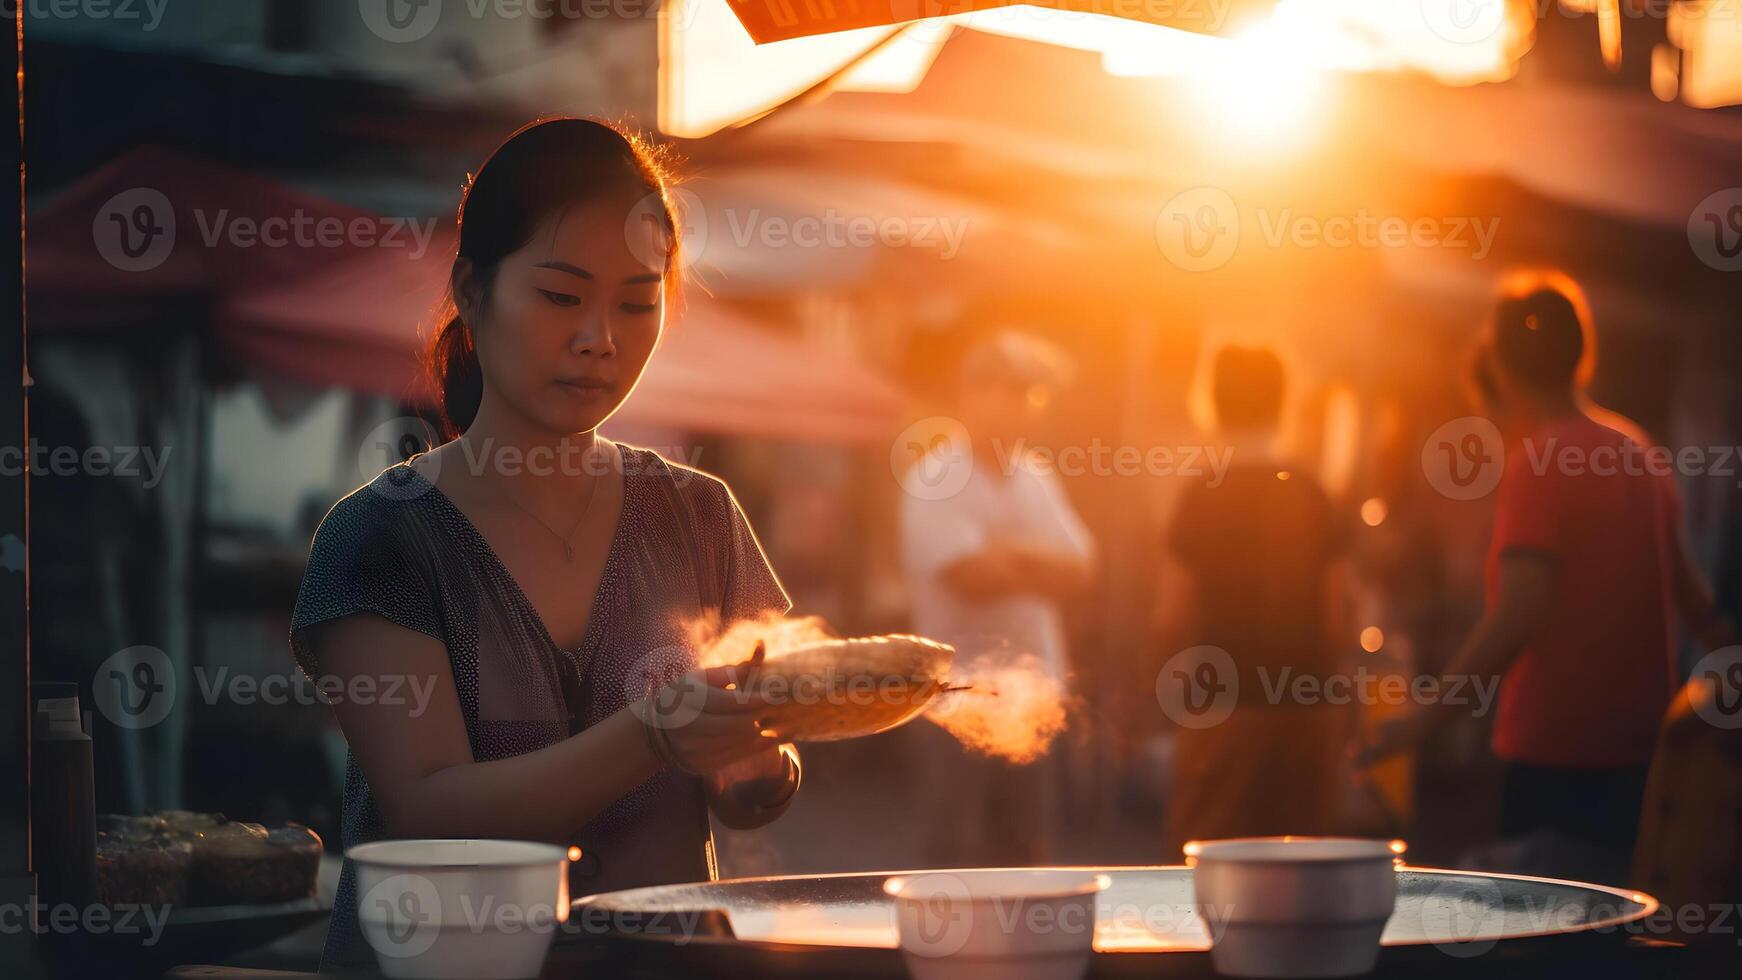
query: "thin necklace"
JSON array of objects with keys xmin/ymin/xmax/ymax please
[{"xmin": 489, "ymin": 448, "xmax": 606, "ymax": 563}]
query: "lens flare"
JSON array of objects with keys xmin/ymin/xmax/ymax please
[
  {"xmin": 1361, "ymin": 497, "xmax": 1388, "ymax": 526},
  {"xmin": 1185, "ymin": 24, "xmax": 1327, "ymax": 151}
]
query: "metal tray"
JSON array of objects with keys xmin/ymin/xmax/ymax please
[{"xmin": 570, "ymin": 866, "xmax": 1657, "ymax": 978}]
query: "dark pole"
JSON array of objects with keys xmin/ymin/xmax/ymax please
[{"xmin": 2, "ymin": 1, "xmax": 45, "ymax": 973}]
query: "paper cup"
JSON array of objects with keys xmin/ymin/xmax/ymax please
[
  {"xmin": 349, "ymin": 839, "xmax": 569, "ymax": 979},
  {"xmin": 1188, "ymin": 837, "xmax": 1403, "ymax": 978},
  {"xmin": 884, "ymin": 869, "xmax": 1109, "ymax": 980}
]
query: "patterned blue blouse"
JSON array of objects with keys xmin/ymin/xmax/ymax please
[{"xmin": 289, "ymin": 444, "xmax": 789, "ymax": 970}]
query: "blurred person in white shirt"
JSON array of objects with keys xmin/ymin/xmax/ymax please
[{"xmin": 898, "ymin": 331, "xmax": 1096, "ymax": 865}]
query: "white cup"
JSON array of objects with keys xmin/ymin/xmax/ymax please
[
  {"xmin": 1188, "ymin": 837, "xmax": 1404, "ymax": 978},
  {"xmin": 883, "ymin": 869, "xmax": 1110, "ymax": 980},
  {"xmin": 348, "ymin": 838, "xmax": 570, "ymax": 979}
]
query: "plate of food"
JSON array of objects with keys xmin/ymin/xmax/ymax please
[
  {"xmin": 738, "ymin": 634, "xmax": 956, "ymax": 742},
  {"xmin": 49, "ymin": 810, "xmax": 329, "ymax": 973}
]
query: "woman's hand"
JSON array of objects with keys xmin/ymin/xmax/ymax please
[{"xmin": 639, "ymin": 642, "xmax": 779, "ymax": 776}]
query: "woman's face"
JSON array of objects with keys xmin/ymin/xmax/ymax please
[{"xmin": 461, "ymin": 187, "xmax": 667, "ymax": 436}]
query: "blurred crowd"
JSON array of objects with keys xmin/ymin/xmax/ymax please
[{"xmin": 880, "ymin": 270, "xmax": 1738, "ymax": 922}]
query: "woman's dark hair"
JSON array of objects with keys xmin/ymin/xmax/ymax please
[
  {"xmin": 1486, "ymin": 268, "xmax": 1594, "ymax": 396},
  {"xmin": 426, "ymin": 117, "xmax": 680, "ymax": 438},
  {"xmin": 1211, "ymin": 344, "xmax": 1286, "ymax": 431}
]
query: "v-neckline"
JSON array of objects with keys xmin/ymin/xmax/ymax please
[{"xmin": 396, "ymin": 451, "xmax": 637, "ymax": 656}]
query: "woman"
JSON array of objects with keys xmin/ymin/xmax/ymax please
[{"xmin": 289, "ymin": 118, "xmax": 799, "ymax": 970}]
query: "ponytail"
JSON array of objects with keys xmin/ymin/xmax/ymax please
[{"xmin": 428, "ymin": 308, "xmax": 483, "ymax": 439}]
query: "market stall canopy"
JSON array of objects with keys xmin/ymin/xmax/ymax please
[
  {"xmin": 676, "ymin": 26, "xmax": 1735, "ymax": 370},
  {"xmin": 661, "ymin": 0, "xmax": 1285, "ymax": 136},
  {"xmin": 662, "ymin": 0, "xmax": 935, "ymax": 138},
  {"xmin": 619, "ymin": 302, "xmax": 907, "ymax": 443},
  {"xmin": 27, "ymin": 145, "xmax": 377, "ymax": 326},
  {"xmin": 220, "ymin": 225, "xmax": 906, "ymax": 444},
  {"xmin": 30, "ymin": 146, "xmax": 905, "ymax": 443},
  {"xmin": 741, "ymin": 28, "xmax": 1742, "ymax": 236},
  {"xmin": 724, "ymin": 0, "xmax": 1274, "ymax": 43}
]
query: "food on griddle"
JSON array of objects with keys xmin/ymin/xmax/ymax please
[
  {"xmin": 748, "ymin": 634, "xmax": 954, "ymax": 741},
  {"xmin": 94, "ymin": 811, "xmax": 322, "ymax": 908}
]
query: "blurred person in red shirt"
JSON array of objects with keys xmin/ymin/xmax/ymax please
[{"xmin": 1359, "ymin": 270, "xmax": 1731, "ymax": 874}]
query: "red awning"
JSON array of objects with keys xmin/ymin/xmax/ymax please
[
  {"xmin": 28, "ymin": 145, "xmax": 378, "ymax": 324},
  {"xmin": 219, "ymin": 227, "xmax": 906, "ymax": 444},
  {"xmin": 31, "ymin": 146, "xmax": 905, "ymax": 443},
  {"xmin": 621, "ymin": 303, "xmax": 906, "ymax": 444},
  {"xmin": 219, "ymin": 222, "xmax": 453, "ymax": 401}
]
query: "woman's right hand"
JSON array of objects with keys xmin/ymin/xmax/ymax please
[{"xmin": 639, "ymin": 644, "xmax": 779, "ymax": 776}]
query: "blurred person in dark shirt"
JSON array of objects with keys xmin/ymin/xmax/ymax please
[
  {"xmin": 1160, "ymin": 345, "xmax": 1354, "ymax": 853},
  {"xmin": 900, "ymin": 331, "xmax": 1096, "ymax": 866},
  {"xmin": 1358, "ymin": 271, "xmax": 1731, "ymax": 878}
]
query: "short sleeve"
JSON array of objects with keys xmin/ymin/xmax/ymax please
[
  {"xmin": 718, "ymin": 484, "xmax": 791, "ymax": 622},
  {"xmin": 288, "ymin": 490, "xmax": 444, "ymax": 682},
  {"xmin": 1492, "ymin": 453, "xmax": 1562, "ymax": 558}
]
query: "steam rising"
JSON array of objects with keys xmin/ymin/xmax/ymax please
[{"xmin": 925, "ymin": 653, "xmax": 1071, "ymax": 765}]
